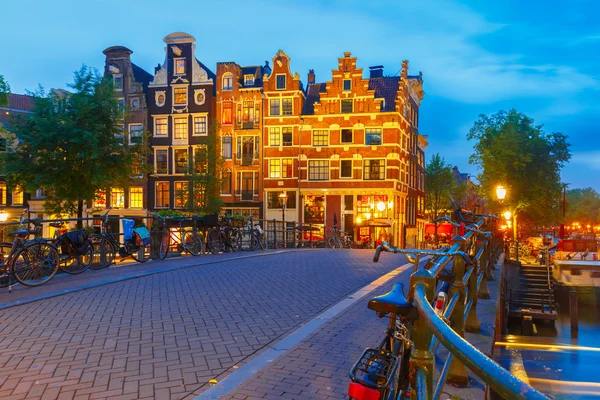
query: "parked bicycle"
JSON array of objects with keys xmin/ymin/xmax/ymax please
[
  {"xmin": 327, "ymin": 227, "xmax": 355, "ymax": 249},
  {"xmin": 154, "ymin": 215, "xmax": 204, "ymax": 259},
  {"xmin": 240, "ymin": 216, "xmax": 263, "ymax": 251},
  {"xmin": 0, "ymin": 213, "xmax": 60, "ymax": 288},
  {"xmin": 206, "ymin": 214, "xmax": 242, "ymax": 254},
  {"xmin": 36, "ymin": 220, "xmax": 93, "ymax": 275}
]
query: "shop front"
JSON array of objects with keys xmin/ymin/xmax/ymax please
[{"xmin": 354, "ymin": 194, "xmax": 394, "ymax": 248}]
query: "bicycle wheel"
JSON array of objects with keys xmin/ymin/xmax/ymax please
[
  {"xmin": 159, "ymin": 230, "xmax": 169, "ymax": 260},
  {"xmin": 240, "ymin": 231, "xmax": 259, "ymax": 251},
  {"xmin": 328, "ymin": 236, "xmax": 341, "ymax": 249},
  {"xmin": 90, "ymin": 236, "xmax": 117, "ymax": 270},
  {"xmin": 182, "ymin": 230, "xmax": 203, "ymax": 256},
  {"xmin": 12, "ymin": 242, "xmax": 60, "ymax": 287},
  {"xmin": 228, "ymin": 229, "xmax": 242, "ymax": 252},
  {"xmin": 206, "ymin": 229, "xmax": 222, "ymax": 254},
  {"xmin": 58, "ymin": 239, "xmax": 93, "ymax": 275},
  {"xmin": 0, "ymin": 242, "xmax": 15, "ymax": 288}
]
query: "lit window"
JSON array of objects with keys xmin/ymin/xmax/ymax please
[
  {"xmin": 130, "ymin": 187, "xmax": 143, "ymax": 209},
  {"xmin": 93, "ymin": 190, "xmax": 106, "ymax": 208},
  {"xmin": 13, "ymin": 187, "xmax": 23, "ymax": 205},
  {"xmin": 174, "ymin": 149, "xmax": 188, "ymax": 174},
  {"xmin": 365, "ymin": 128, "xmax": 382, "ymax": 145},
  {"xmin": 308, "ymin": 160, "xmax": 329, "ymax": 181},
  {"xmin": 155, "ymin": 150, "xmax": 168, "ymax": 174},
  {"xmin": 243, "ymin": 101, "xmax": 255, "ymax": 125},
  {"xmin": 276, "ymin": 75, "xmax": 286, "ymax": 90},
  {"xmin": 363, "ymin": 159, "xmax": 385, "ymax": 180},
  {"xmin": 222, "ymin": 137, "xmax": 232, "ymax": 159},
  {"xmin": 129, "ymin": 124, "xmax": 143, "ymax": 145},
  {"xmin": 282, "ymin": 127, "xmax": 292, "ymax": 146},
  {"xmin": 155, "ymin": 118, "xmax": 168, "ymax": 136},
  {"xmin": 222, "ymin": 101, "xmax": 233, "ymax": 124},
  {"xmin": 111, "ymin": 188, "xmax": 125, "ymax": 209},
  {"xmin": 244, "ymin": 74, "xmax": 254, "ymax": 85},
  {"xmin": 174, "ymin": 87, "xmax": 187, "ymax": 105},
  {"xmin": 269, "ymin": 159, "xmax": 281, "ymax": 178},
  {"xmin": 175, "ymin": 58, "xmax": 185, "ymax": 75},
  {"xmin": 341, "ymin": 99, "xmax": 353, "ymax": 113},
  {"xmin": 222, "ymin": 73, "xmax": 233, "ymax": 90},
  {"xmin": 155, "ymin": 182, "xmax": 170, "ymax": 208},
  {"xmin": 174, "ymin": 117, "xmax": 188, "ymax": 139},
  {"xmin": 340, "ymin": 160, "xmax": 353, "ymax": 178},
  {"xmin": 269, "ymin": 127, "xmax": 280, "ymax": 146},
  {"xmin": 312, "ymin": 130, "xmax": 328, "ymax": 146},
  {"xmin": 174, "ymin": 182, "xmax": 188, "ymax": 208},
  {"xmin": 282, "ymin": 158, "xmax": 293, "ymax": 178},
  {"xmin": 194, "ymin": 116, "xmax": 207, "ymax": 135},
  {"xmin": 194, "ymin": 146, "xmax": 207, "ymax": 173},
  {"xmin": 282, "ymin": 98, "xmax": 292, "ymax": 115},
  {"xmin": 343, "ymin": 79, "xmax": 351, "ymax": 91},
  {"xmin": 113, "ymin": 74, "xmax": 123, "ymax": 91},
  {"xmin": 269, "ymin": 99, "xmax": 280, "ymax": 116}
]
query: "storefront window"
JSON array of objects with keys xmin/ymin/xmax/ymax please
[
  {"xmin": 267, "ymin": 191, "xmax": 296, "ymax": 209},
  {"xmin": 304, "ymin": 195, "xmax": 324, "ymax": 224}
]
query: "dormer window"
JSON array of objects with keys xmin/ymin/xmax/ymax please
[
  {"xmin": 276, "ymin": 74, "xmax": 286, "ymax": 90},
  {"xmin": 343, "ymin": 79, "xmax": 351, "ymax": 91},
  {"xmin": 113, "ymin": 74, "xmax": 123, "ymax": 91},
  {"xmin": 222, "ymin": 73, "xmax": 233, "ymax": 91},
  {"xmin": 244, "ymin": 74, "xmax": 254, "ymax": 85},
  {"xmin": 174, "ymin": 58, "xmax": 186, "ymax": 75}
]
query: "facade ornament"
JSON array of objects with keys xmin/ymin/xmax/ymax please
[
  {"xmin": 108, "ymin": 65, "xmax": 120, "ymax": 74},
  {"xmin": 150, "ymin": 64, "xmax": 167, "ymax": 87},
  {"xmin": 155, "ymin": 90, "xmax": 166, "ymax": 107},
  {"xmin": 171, "ymin": 45, "xmax": 182, "ymax": 56},
  {"xmin": 194, "ymin": 88, "xmax": 206, "ymax": 105},
  {"xmin": 192, "ymin": 58, "xmax": 212, "ymax": 84}
]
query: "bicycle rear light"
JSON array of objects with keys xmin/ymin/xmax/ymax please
[{"xmin": 348, "ymin": 382, "xmax": 381, "ymax": 400}]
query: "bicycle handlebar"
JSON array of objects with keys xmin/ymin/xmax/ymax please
[{"xmin": 373, "ymin": 242, "xmax": 472, "ymax": 265}]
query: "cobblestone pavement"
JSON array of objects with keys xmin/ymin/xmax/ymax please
[{"xmin": 0, "ymin": 249, "xmax": 405, "ymax": 400}]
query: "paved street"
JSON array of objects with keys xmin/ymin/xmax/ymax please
[{"xmin": 0, "ymin": 249, "xmax": 407, "ymax": 399}]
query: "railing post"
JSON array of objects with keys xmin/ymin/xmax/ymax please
[
  {"xmin": 272, "ymin": 219, "xmax": 277, "ymax": 248},
  {"xmin": 486, "ymin": 236, "xmax": 495, "ymax": 281},
  {"xmin": 466, "ymin": 238, "xmax": 482, "ymax": 333},
  {"xmin": 292, "ymin": 221, "xmax": 297, "ymax": 248},
  {"xmin": 409, "ymin": 270, "xmax": 436, "ymax": 400},
  {"xmin": 478, "ymin": 238, "xmax": 491, "ymax": 299},
  {"xmin": 447, "ymin": 236, "xmax": 469, "ymax": 386}
]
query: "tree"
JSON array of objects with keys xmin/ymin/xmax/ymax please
[
  {"xmin": 467, "ymin": 109, "xmax": 571, "ymax": 228},
  {"xmin": 0, "ymin": 66, "xmax": 148, "ymax": 226},
  {"xmin": 565, "ymin": 188, "xmax": 600, "ymax": 233},
  {"xmin": 0, "ymin": 74, "xmax": 10, "ymax": 107},
  {"xmin": 425, "ymin": 153, "xmax": 464, "ymax": 243}
]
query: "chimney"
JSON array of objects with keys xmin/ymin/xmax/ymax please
[
  {"xmin": 263, "ymin": 61, "xmax": 271, "ymax": 75},
  {"xmin": 307, "ymin": 69, "xmax": 315, "ymax": 84},
  {"xmin": 369, "ymin": 65, "xmax": 384, "ymax": 78},
  {"xmin": 155, "ymin": 63, "xmax": 162, "ymax": 74}
]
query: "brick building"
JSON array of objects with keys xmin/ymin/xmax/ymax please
[
  {"xmin": 146, "ymin": 32, "xmax": 216, "ymax": 211},
  {"xmin": 215, "ymin": 61, "xmax": 268, "ymax": 217}
]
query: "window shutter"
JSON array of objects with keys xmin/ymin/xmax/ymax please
[
  {"xmin": 236, "ymin": 137, "xmax": 242, "ymax": 160},
  {"xmin": 236, "ymin": 172, "xmax": 241, "ymax": 195},
  {"xmin": 254, "ymin": 136, "xmax": 259, "ymax": 159}
]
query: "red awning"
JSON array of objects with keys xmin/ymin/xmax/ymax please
[{"xmin": 425, "ymin": 223, "xmax": 454, "ymax": 235}]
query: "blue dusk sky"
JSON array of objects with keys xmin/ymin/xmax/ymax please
[{"xmin": 1, "ymin": 0, "xmax": 598, "ymax": 190}]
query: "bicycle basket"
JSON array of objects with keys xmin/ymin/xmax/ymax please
[
  {"xmin": 349, "ymin": 348, "xmax": 398, "ymax": 390},
  {"xmin": 63, "ymin": 229, "xmax": 91, "ymax": 256},
  {"xmin": 122, "ymin": 219, "xmax": 135, "ymax": 241},
  {"xmin": 132, "ymin": 226, "xmax": 151, "ymax": 246}
]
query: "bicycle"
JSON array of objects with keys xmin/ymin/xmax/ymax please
[
  {"xmin": 0, "ymin": 214, "xmax": 61, "ymax": 288},
  {"xmin": 38, "ymin": 220, "xmax": 93, "ymax": 275},
  {"xmin": 206, "ymin": 215, "xmax": 242, "ymax": 254},
  {"xmin": 327, "ymin": 227, "xmax": 355, "ymax": 249},
  {"xmin": 239, "ymin": 216, "xmax": 262, "ymax": 251},
  {"xmin": 154, "ymin": 215, "xmax": 204, "ymax": 259},
  {"xmin": 90, "ymin": 208, "xmax": 152, "ymax": 268}
]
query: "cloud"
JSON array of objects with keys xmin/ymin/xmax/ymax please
[{"xmin": 570, "ymin": 151, "xmax": 600, "ymax": 170}]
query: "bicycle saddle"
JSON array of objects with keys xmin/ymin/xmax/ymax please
[
  {"xmin": 368, "ymin": 283, "xmax": 416, "ymax": 319},
  {"xmin": 49, "ymin": 222, "xmax": 64, "ymax": 228}
]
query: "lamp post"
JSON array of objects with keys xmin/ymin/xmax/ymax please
[
  {"xmin": 0, "ymin": 210, "xmax": 7, "ymax": 242},
  {"xmin": 279, "ymin": 192, "xmax": 289, "ymax": 246},
  {"xmin": 496, "ymin": 185, "xmax": 507, "ymax": 203}
]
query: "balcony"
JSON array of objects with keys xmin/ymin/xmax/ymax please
[
  {"xmin": 235, "ymin": 154, "xmax": 257, "ymax": 166},
  {"xmin": 240, "ymin": 190, "xmax": 254, "ymax": 201},
  {"xmin": 235, "ymin": 118, "xmax": 259, "ymax": 130}
]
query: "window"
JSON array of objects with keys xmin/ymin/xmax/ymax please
[
  {"xmin": 312, "ymin": 130, "xmax": 328, "ymax": 146},
  {"xmin": 174, "ymin": 182, "xmax": 189, "ymax": 208},
  {"xmin": 267, "ymin": 191, "xmax": 297, "ymax": 209},
  {"xmin": 194, "ymin": 116, "xmax": 207, "ymax": 135},
  {"xmin": 155, "ymin": 118, "xmax": 167, "ymax": 136},
  {"xmin": 12, "ymin": 187, "xmax": 23, "ymax": 205},
  {"xmin": 282, "ymin": 158, "xmax": 293, "ymax": 178},
  {"xmin": 174, "ymin": 58, "xmax": 185, "ymax": 75},
  {"xmin": 115, "ymin": 122, "xmax": 125, "ymax": 145},
  {"xmin": 155, "ymin": 182, "xmax": 169, "ymax": 208},
  {"xmin": 282, "ymin": 127, "xmax": 292, "ymax": 146},
  {"xmin": 243, "ymin": 101, "xmax": 255, "ymax": 125},
  {"xmin": 343, "ymin": 79, "xmax": 351, "ymax": 91},
  {"xmin": 244, "ymin": 74, "xmax": 254, "ymax": 85},
  {"xmin": 363, "ymin": 159, "xmax": 385, "ymax": 180},
  {"xmin": 174, "ymin": 117, "xmax": 188, "ymax": 139},
  {"xmin": 222, "ymin": 136, "xmax": 232, "ymax": 159},
  {"xmin": 155, "ymin": 149, "xmax": 168, "ymax": 174},
  {"xmin": 174, "ymin": 87, "xmax": 187, "ymax": 105},
  {"xmin": 269, "ymin": 99, "xmax": 280, "ymax": 116},
  {"xmin": 308, "ymin": 160, "xmax": 329, "ymax": 181},
  {"xmin": 117, "ymin": 99, "xmax": 125, "ymax": 117},
  {"xmin": 341, "ymin": 99, "xmax": 353, "ymax": 113},
  {"xmin": 341, "ymin": 129, "xmax": 353, "ymax": 143},
  {"xmin": 93, "ymin": 190, "xmax": 106, "ymax": 208},
  {"xmin": 113, "ymin": 74, "xmax": 123, "ymax": 91},
  {"xmin": 269, "ymin": 159, "xmax": 281, "ymax": 178},
  {"xmin": 130, "ymin": 187, "xmax": 143, "ymax": 209},
  {"xmin": 269, "ymin": 127, "xmax": 280, "ymax": 146},
  {"xmin": 111, "ymin": 188, "xmax": 125, "ymax": 209},
  {"xmin": 222, "ymin": 73, "xmax": 233, "ymax": 91},
  {"xmin": 174, "ymin": 148, "xmax": 188, "ymax": 174},
  {"xmin": 194, "ymin": 146, "xmax": 207, "ymax": 173},
  {"xmin": 282, "ymin": 98, "xmax": 292, "ymax": 115},
  {"xmin": 129, "ymin": 124, "xmax": 143, "ymax": 145},
  {"xmin": 236, "ymin": 136, "xmax": 259, "ymax": 164},
  {"xmin": 0, "ymin": 183, "xmax": 6, "ymax": 205},
  {"xmin": 276, "ymin": 74, "xmax": 286, "ymax": 90},
  {"xmin": 221, "ymin": 171, "xmax": 232, "ymax": 195},
  {"xmin": 340, "ymin": 160, "xmax": 353, "ymax": 179},
  {"xmin": 222, "ymin": 101, "xmax": 233, "ymax": 124},
  {"xmin": 365, "ymin": 128, "xmax": 382, "ymax": 145}
]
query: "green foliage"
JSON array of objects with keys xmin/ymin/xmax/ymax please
[
  {"xmin": 0, "ymin": 65, "xmax": 149, "ymax": 224},
  {"xmin": 566, "ymin": 188, "xmax": 600, "ymax": 228},
  {"xmin": 467, "ymin": 109, "xmax": 571, "ymax": 225},
  {"xmin": 156, "ymin": 209, "xmax": 189, "ymax": 217},
  {"xmin": 425, "ymin": 153, "xmax": 460, "ymax": 222},
  {"xmin": 0, "ymin": 74, "xmax": 10, "ymax": 107}
]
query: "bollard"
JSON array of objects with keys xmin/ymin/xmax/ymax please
[{"xmin": 570, "ymin": 290, "xmax": 579, "ymax": 333}]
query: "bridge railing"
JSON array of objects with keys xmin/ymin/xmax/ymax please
[{"xmin": 375, "ymin": 213, "xmax": 548, "ymax": 399}]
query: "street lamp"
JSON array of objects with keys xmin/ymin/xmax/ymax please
[
  {"xmin": 279, "ymin": 192, "xmax": 289, "ymax": 247},
  {"xmin": 496, "ymin": 185, "xmax": 507, "ymax": 202},
  {"xmin": 503, "ymin": 210, "xmax": 512, "ymax": 221}
]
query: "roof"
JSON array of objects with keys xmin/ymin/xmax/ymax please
[
  {"xmin": 302, "ymin": 83, "xmax": 326, "ymax": 115},
  {"xmin": 197, "ymin": 58, "xmax": 216, "ymax": 81},
  {"xmin": 131, "ymin": 62, "xmax": 153, "ymax": 90},
  {"xmin": 1, "ymin": 94, "xmax": 35, "ymax": 112},
  {"xmin": 368, "ymin": 76, "xmax": 400, "ymax": 112},
  {"xmin": 239, "ymin": 66, "xmax": 264, "ymax": 88}
]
